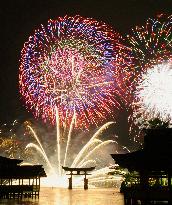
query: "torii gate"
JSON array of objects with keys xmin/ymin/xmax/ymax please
[{"xmin": 62, "ymin": 166, "xmax": 95, "ymax": 189}]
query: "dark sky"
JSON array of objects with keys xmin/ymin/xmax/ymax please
[{"xmin": 0, "ymin": 0, "xmax": 172, "ymax": 124}]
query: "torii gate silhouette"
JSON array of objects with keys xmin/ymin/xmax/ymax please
[{"xmin": 62, "ymin": 166, "xmax": 95, "ymax": 189}]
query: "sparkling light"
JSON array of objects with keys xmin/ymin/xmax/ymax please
[
  {"xmin": 127, "ymin": 14, "xmax": 172, "ymax": 140},
  {"xmin": 133, "ymin": 62, "xmax": 172, "ymax": 125},
  {"xmin": 19, "ymin": 15, "xmax": 133, "ymax": 129},
  {"xmin": 127, "ymin": 14, "xmax": 172, "ymax": 68},
  {"xmin": 25, "ymin": 122, "xmax": 122, "ymax": 188}
]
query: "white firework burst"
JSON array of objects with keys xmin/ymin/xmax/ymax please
[{"xmin": 134, "ymin": 62, "xmax": 172, "ymax": 124}]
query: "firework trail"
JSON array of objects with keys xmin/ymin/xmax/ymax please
[
  {"xmin": 19, "ymin": 15, "xmax": 134, "ymax": 172},
  {"xmin": 24, "ymin": 122, "xmax": 122, "ymax": 187},
  {"xmin": 77, "ymin": 140, "xmax": 117, "ymax": 168},
  {"xmin": 71, "ymin": 121, "xmax": 115, "ymax": 167}
]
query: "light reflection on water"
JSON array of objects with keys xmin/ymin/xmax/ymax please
[{"xmin": 0, "ymin": 187, "xmax": 124, "ymax": 205}]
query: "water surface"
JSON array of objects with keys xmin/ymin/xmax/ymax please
[{"xmin": 0, "ymin": 187, "xmax": 124, "ymax": 205}]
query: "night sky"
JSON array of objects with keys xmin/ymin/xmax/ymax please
[{"xmin": 0, "ymin": 0, "xmax": 172, "ymax": 129}]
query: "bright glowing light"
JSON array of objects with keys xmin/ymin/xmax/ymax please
[
  {"xmin": 127, "ymin": 14, "xmax": 172, "ymax": 67},
  {"xmin": 19, "ymin": 15, "xmax": 133, "ymax": 128},
  {"xmin": 41, "ymin": 174, "xmax": 68, "ymax": 188},
  {"xmin": 133, "ymin": 62, "xmax": 172, "ymax": 124},
  {"xmin": 18, "ymin": 15, "xmax": 133, "ymax": 187},
  {"xmin": 127, "ymin": 14, "xmax": 172, "ymax": 141},
  {"xmin": 25, "ymin": 122, "xmax": 123, "ymax": 188}
]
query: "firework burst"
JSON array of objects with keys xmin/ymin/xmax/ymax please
[
  {"xmin": 131, "ymin": 62, "xmax": 172, "ymax": 135},
  {"xmin": 19, "ymin": 15, "xmax": 133, "ymax": 128},
  {"xmin": 127, "ymin": 14, "xmax": 172, "ymax": 68},
  {"xmin": 127, "ymin": 14, "xmax": 172, "ymax": 140}
]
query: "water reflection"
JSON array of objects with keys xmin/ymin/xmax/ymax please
[{"xmin": 0, "ymin": 188, "xmax": 124, "ymax": 205}]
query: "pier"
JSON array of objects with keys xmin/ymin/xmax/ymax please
[{"xmin": 0, "ymin": 156, "xmax": 46, "ymax": 199}]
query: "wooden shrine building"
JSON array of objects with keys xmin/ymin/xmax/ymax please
[
  {"xmin": 0, "ymin": 156, "xmax": 46, "ymax": 199},
  {"xmin": 62, "ymin": 166, "xmax": 95, "ymax": 189},
  {"xmin": 111, "ymin": 128, "xmax": 172, "ymax": 204}
]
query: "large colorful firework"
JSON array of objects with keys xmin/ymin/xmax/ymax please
[
  {"xmin": 19, "ymin": 15, "xmax": 133, "ymax": 128},
  {"xmin": 127, "ymin": 14, "xmax": 172, "ymax": 141},
  {"xmin": 127, "ymin": 14, "xmax": 172, "ymax": 68}
]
